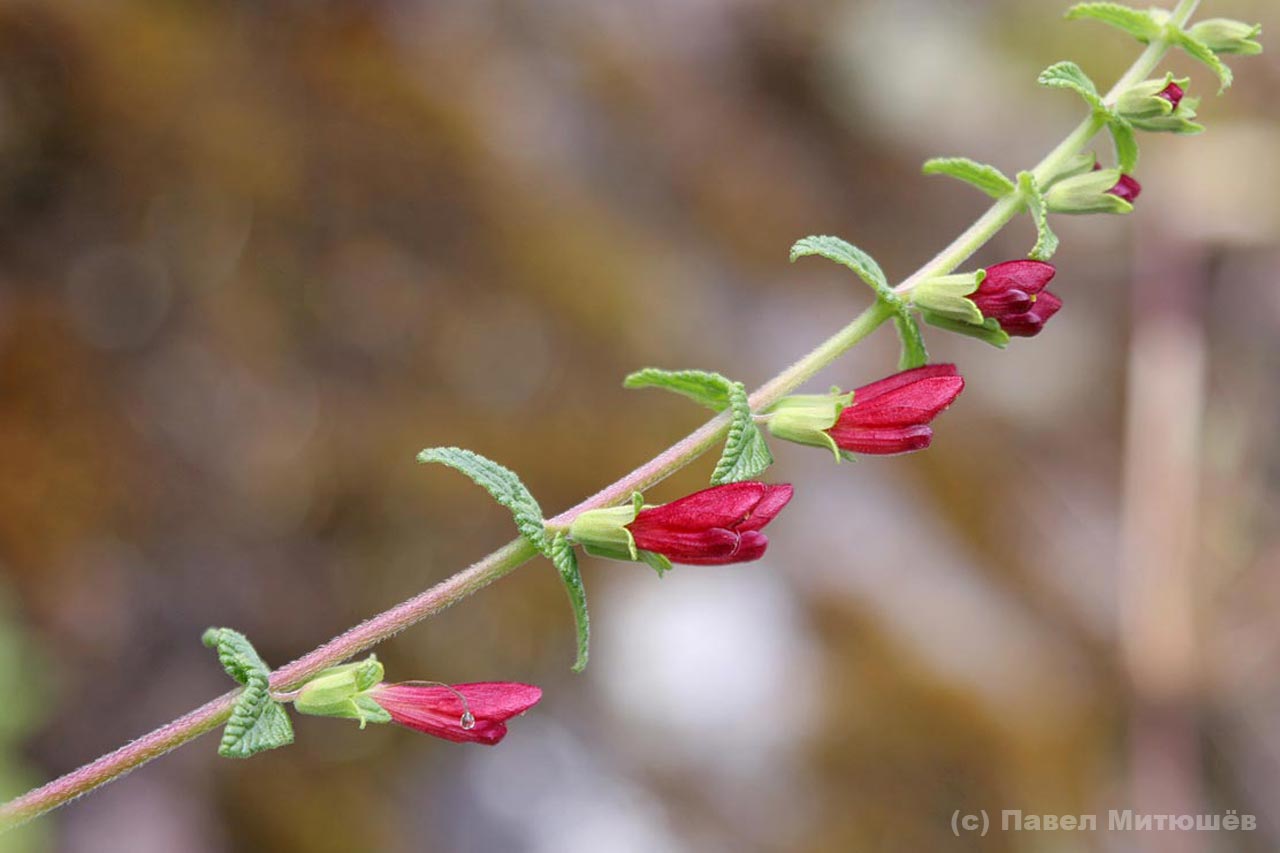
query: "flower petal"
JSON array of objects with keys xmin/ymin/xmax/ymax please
[
  {"xmin": 629, "ymin": 482, "xmax": 768, "ymax": 534},
  {"xmin": 826, "ymin": 424, "xmax": 934, "ymax": 455}
]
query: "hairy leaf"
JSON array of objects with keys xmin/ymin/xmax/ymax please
[
  {"xmin": 202, "ymin": 628, "xmax": 295, "ymax": 759},
  {"xmin": 549, "ymin": 533, "xmax": 590, "ymax": 673},
  {"xmin": 790, "ymin": 235, "xmax": 894, "ymax": 303},
  {"xmin": 711, "ymin": 382, "xmax": 774, "ymax": 485},
  {"xmin": 1018, "ymin": 172, "xmax": 1059, "ymax": 261},
  {"xmin": 1037, "ymin": 61, "xmax": 1105, "ymax": 112},
  {"xmin": 622, "ymin": 368, "xmax": 734, "ymax": 411},
  {"xmin": 1108, "ymin": 118, "xmax": 1139, "ymax": 171},
  {"xmin": 1064, "ymin": 3, "xmax": 1161, "ymax": 41},
  {"xmin": 922, "ymin": 157, "xmax": 1016, "ymax": 198},
  {"xmin": 894, "ymin": 313, "xmax": 929, "ymax": 371},
  {"xmin": 1176, "ymin": 31, "xmax": 1233, "ymax": 92},
  {"xmin": 417, "ymin": 447, "xmax": 549, "ymax": 557}
]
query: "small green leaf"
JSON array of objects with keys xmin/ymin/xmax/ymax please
[
  {"xmin": 1037, "ymin": 61, "xmax": 1105, "ymax": 113},
  {"xmin": 622, "ymin": 368, "xmax": 734, "ymax": 411},
  {"xmin": 638, "ymin": 550, "xmax": 673, "ymax": 577},
  {"xmin": 221, "ymin": 693, "xmax": 295, "ymax": 759},
  {"xmin": 790, "ymin": 235, "xmax": 893, "ymax": 302},
  {"xmin": 711, "ymin": 382, "xmax": 774, "ymax": 485},
  {"xmin": 625, "ymin": 368, "xmax": 773, "ymax": 485},
  {"xmin": 550, "ymin": 533, "xmax": 590, "ymax": 673},
  {"xmin": 202, "ymin": 628, "xmax": 295, "ymax": 759},
  {"xmin": 921, "ymin": 312, "xmax": 1011, "ymax": 349},
  {"xmin": 203, "ymin": 626, "xmax": 271, "ymax": 685},
  {"xmin": 1175, "ymin": 31, "xmax": 1233, "ymax": 92},
  {"xmin": 417, "ymin": 447, "xmax": 549, "ymax": 557},
  {"xmin": 1064, "ymin": 3, "xmax": 1161, "ymax": 42},
  {"xmin": 893, "ymin": 313, "xmax": 929, "ymax": 371},
  {"xmin": 1108, "ymin": 118, "xmax": 1139, "ymax": 171},
  {"xmin": 1017, "ymin": 172, "xmax": 1059, "ymax": 261},
  {"xmin": 921, "ymin": 157, "xmax": 1016, "ymax": 199}
]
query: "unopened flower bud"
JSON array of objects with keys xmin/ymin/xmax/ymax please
[
  {"xmin": 1116, "ymin": 75, "xmax": 1186, "ymax": 119},
  {"xmin": 1045, "ymin": 168, "xmax": 1135, "ymax": 214},
  {"xmin": 1117, "ymin": 76, "xmax": 1203, "ymax": 134},
  {"xmin": 1187, "ymin": 18, "xmax": 1263, "ymax": 55}
]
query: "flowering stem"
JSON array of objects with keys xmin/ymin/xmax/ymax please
[{"xmin": 0, "ymin": 0, "xmax": 1202, "ymax": 830}]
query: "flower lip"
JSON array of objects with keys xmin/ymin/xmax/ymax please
[
  {"xmin": 371, "ymin": 681, "xmax": 542, "ymax": 745},
  {"xmin": 626, "ymin": 482, "xmax": 793, "ymax": 565},
  {"xmin": 973, "ymin": 261, "xmax": 1061, "ymax": 336}
]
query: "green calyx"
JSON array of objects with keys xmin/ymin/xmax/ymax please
[
  {"xmin": 1042, "ymin": 152, "xmax": 1097, "ymax": 188},
  {"xmin": 763, "ymin": 389, "xmax": 855, "ymax": 461},
  {"xmin": 1043, "ymin": 169, "xmax": 1133, "ymax": 215},
  {"xmin": 1187, "ymin": 18, "xmax": 1263, "ymax": 56},
  {"xmin": 292, "ymin": 655, "xmax": 392, "ymax": 728},
  {"xmin": 568, "ymin": 493, "xmax": 642, "ymax": 562},
  {"xmin": 910, "ymin": 271, "xmax": 984, "ymax": 325}
]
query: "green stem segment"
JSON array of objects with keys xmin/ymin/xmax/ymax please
[{"xmin": 0, "ymin": 1, "xmax": 1202, "ymax": 831}]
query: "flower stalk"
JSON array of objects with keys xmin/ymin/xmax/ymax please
[{"xmin": 0, "ymin": 0, "xmax": 1217, "ymax": 831}]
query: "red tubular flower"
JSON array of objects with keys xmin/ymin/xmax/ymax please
[
  {"xmin": 370, "ymin": 681, "xmax": 542, "ymax": 745},
  {"xmin": 825, "ymin": 364, "xmax": 964, "ymax": 455},
  {"xmin": 627, "ymin": 482, "xmax": 793, "ymax": 566},
  {"xmin": 973, "ymin": 260, "xmax": 1062, "ymax": 337},
  {"xmin": 1157, "ymin": 80, "xmax": 1184, "ymax": 109}
]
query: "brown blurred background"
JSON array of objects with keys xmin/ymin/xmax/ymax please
[{"xmin": 0, "ymin": 0, "xmax": 1277, "ymax": 850}]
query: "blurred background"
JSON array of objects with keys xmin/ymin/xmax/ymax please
[{"xmin": 0, "ymin": 0, "xmax": 1277, "ymax": 850}]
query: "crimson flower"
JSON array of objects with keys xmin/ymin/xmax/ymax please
[
  {"xmin": 973, "ymin": 260, "xmax": 1063, "ymax": 337},
  {"xmin": 626, "ymin": 482, "xmax": 793, "ymax": 566},
  {"xmin": 369, "ymin": 681, "xmax": 542, "ymax": 745},
  {"xmin": 825, "ymin": 364, "xmax": 964, "ymax": 454},
  {"xmin": 1157, "ymin": 80, "xmax": 1184, "ymax": 109}
]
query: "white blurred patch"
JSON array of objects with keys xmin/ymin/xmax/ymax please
[{"xmin": 465, "ymin": 719, "xmax": 687, "ymax": 853}]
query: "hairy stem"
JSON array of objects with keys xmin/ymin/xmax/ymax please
[{"xmin": 0, "ymin": 0, "xmax": 1201, "ymax": 831}]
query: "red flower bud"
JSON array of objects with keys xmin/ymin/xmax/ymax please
[
  {"xmin": 627, "ymin": 482, "xmax": 793, "ymax": 566},
  {"xmin": 1157, "ymin": 80, "xmax": 1184, "ymax": 109},
  {"xmin": 972, "ymin": 260, "xmax": 1062, "ymax": 337},
  {"xmin": 825, "ymin": 364, "xmax": 964, "ymax": 455},
  {"xmin": 1107, "ymin": 173, "xmax": 1142, "ymax": 203},
  {"xmin": 370, "ymin": 681, "xmax": 542, "ymax": 745},
  {"xmin": 1092, "ymin": 160, "xmax": 1142, "ymax": 203}
]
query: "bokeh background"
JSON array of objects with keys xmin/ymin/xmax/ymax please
[{"xmin": 0, "ymin": 0, "xmax": 1277, "ymax": 850}]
